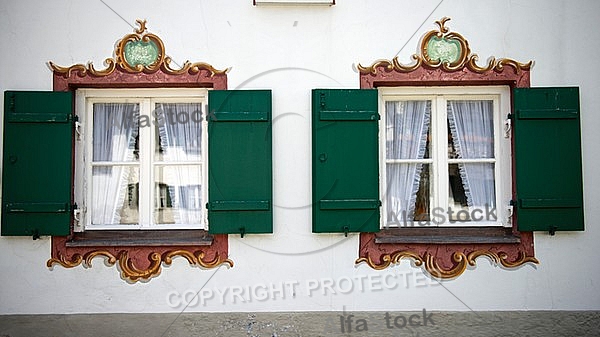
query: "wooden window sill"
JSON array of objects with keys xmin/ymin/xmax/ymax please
[
  {"xmin": 65, "ymin": 230, "xmax": 214, "ymax": 247},
  {"xmin": 374, "ymin": 226, "xmax": 521, "ymax": 244}
]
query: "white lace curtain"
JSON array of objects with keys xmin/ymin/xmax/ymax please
[
  {"xmin": 92, "ymin": 103, "xmax": 139, "ymax": 225},
  {"xmin": 385, "ymin": 101, "xmax": 430, "ymax": 225},
  {"xmin": 447, "ymin": 100, "xmax": 495, "ymax": 209},
  {"xmin": 155, "ymin": 103, "xmax": 203, "ymax": 225}
]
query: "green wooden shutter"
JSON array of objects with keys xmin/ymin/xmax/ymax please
[
  {"xmin": 207, "ymin": 90, "xmax": 272, "ymax": 235},
  {"xmin": 513, "ymin": 87, "xmax": 584, "ymax": 232},
  {"xmin": 312, "ymin": 89, "xmax": 380, "ymax": 233},
  {"xmin": 2, "ymin": 91, "xmax": 74, "ymax": 237}
]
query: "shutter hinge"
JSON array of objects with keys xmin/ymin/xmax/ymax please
[
  {"xmin": 549, "ymin": 226, "xmax": 558, "ymax": 236},
  {"xmin": 239, "ymin": 227, "xmax": 246, "ymax": 238},
  {"xmin": 343, "ymin": 226, "xmax": 349, "ymax": 237},
  {"xmin": 32, "ymin": 228, "xmax": 40, "ymax": 240},
  {"xmin": 9, "ymin": 93, "xmax": 15, "ymax": 112},
  {"xmin": 320, "ymin": 93, "xmax": 326, "ymax": 108}
]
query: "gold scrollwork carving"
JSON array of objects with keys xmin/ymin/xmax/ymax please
[
  {"xmin": 162, "ymin": 59, "xmax": 228, "ymax": 77},
  {"xmin": 358, "ymin": 17, "xmax": 532, "ymax": 75},
  {"xmin": 114, "ymin": 21, "xmax": 166, "ymax": 73},
  {"xmin": 47, "ymin": 249, "xmax": 234, "ymax": 283},
  {"xmin": 50, "ymin": 19, "xmax": 227, "ymax": 78},
  {"xmin": 355, "ymin": 250, "xmax": 539, "ymax": 279}
]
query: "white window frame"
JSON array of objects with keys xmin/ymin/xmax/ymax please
[
  {"xmin": 74, "ymin": 88, "xmax": 209, "ymax": 231},
  {"xmin": 379, "ymin": 86, "xmax": 512, "ymax": 228}
]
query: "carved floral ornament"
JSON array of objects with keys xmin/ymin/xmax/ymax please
[
  {"xmin": 358, "ymin": 17, "xmax": 533, "ymax": 75},
  {"xmin": 49, "ymin": 19, "xmax": 228, "ymax": 78}
]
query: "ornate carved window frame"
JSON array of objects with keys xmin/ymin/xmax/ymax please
[
  {"xmin": 46, "ymin": 20, "xmax": 232, "ymax": 282},
  {"xmin": 355, "ymin": 18, "xmax": 538, "ymax": 279}
]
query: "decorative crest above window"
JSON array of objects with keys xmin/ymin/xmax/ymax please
[
  {"xmin": 49, "ymin": 19, "xmax": 227, "ymax": 78},
  {"xmin": 358, "ymin": 17, "xmax": 533, "ymax": 75}
]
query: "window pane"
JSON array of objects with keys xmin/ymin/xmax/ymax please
[
  {"xmin": 154, "ymin": 103, "xmax": 203, "ymax": 162},
  {"xmin": 386, "ymin": 101, "xmax": 431, "ymax": 160},
  {"xmin": 447, "ymin": 100, "xmax": 494, "ymax": 159},
  {"xmin": 91, "ymin": 166, "xmax": 139, "ymax": 225},
  {"xmin": 93, "ymin": 103, "xmax": 139, "ymax": 162},
  {"xmin": 448, "ymin": 163, "xmax": 496, "ymax": 220},
  {"xmin": 385, "ymin": 163, "xmax": 431, "ymax": 226},
  {"xmin": 154, "ymin": 165, "xmax": 203, "ymax": 225}
]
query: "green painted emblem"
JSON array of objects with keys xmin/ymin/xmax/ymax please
[
  {"xmin": 124, "ymin": 40, "xmax": 159, "ymax": 67},
  {"xmin": 427, "ymin": 36, "xmax": 461, "ymax": 64}
]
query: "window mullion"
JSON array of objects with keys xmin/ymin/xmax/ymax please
[
  {"xmin": 84, "ymin": 99, "xmax": 94, "ymax": 229},
  {"xmin": 139, "ymin": 98, "xmax": 153, "ymax": 227},
  {"xmin": 435, "ymin": 96, "xmax": 449, "ymax": 222},
  {"xmin": 202, "ymin": 112, "xmax": 209, "ymax": 229},
  {"xmin": 493, "ymin": 96, "xmax": 505, "ymax": 225},
  {"xmin": 379, "ymin": 95, "xmax": 387, "ymax": 228}
]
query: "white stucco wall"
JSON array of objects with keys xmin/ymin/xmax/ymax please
[{"xmin": 0, "ymin": 0, "xmax": 599, "ymax": 314}]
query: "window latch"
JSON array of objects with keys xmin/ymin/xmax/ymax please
[
  {"xmin": 73, "ymin": 204, "xmax": 82, "ymax": 231},
  {"xmin": 75, "ymin": 120, "xmax": 82, "ymax": 141},
  {"xmin": 506, "ymin": 204, "xmax": 514, "ymax": 225},
  {"xmin": 504, "ymin": 115, "xmax": 512, "ymax": 138}
]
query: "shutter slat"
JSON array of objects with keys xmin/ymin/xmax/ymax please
[
  {"xmin": 519, "ymin": 199, "xmax": 581, "ymax": 209},
  {"xmin": 212, "ymin": 111, "xmax": 269, "ymax": 121},
  {"xmin": 5, "ymin": 202, "xmax": 70, "ymax": 213},
  {"xmin": 7, "ymin": 113, "xmax": 71, "ymax": 123},
  {"xmin": 517, "ymin": 109, "xmax": 578, "ymax": 119},
  {"xmin": 208, "ymin": 200, "xmax": 270, "ymax": 211},
  {"xmin": 513, "ymin": 87, "xmax": 584, "ymax": 232},
  {"xmin": 312, "ymin": 89, "xmax": 380, "ymax": 233},
  {"xmin": 207, "ymin": 90, "xmax": 273, "ymax": 235},
  {"xmin": 319, "ymin": 199, "xmax": 381, "ymax": 210},
  {"xmin": 320, "ymin": 110, "xmax": 379, "ymax": 121}
]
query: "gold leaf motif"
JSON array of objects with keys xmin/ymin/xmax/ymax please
[
  {"xmin": 355, "ymin": 251, "xmax": 424, "ymax": 271},
  {"xmin": 392, "ymin": 55, "xmax": 423, "ymax": 73},
  {"xmin": 355, "ymin": 250, "xmax": 539, "ymax": 279},
  {"xmin": 494, "ymin": 58, "xmax": 533, "ymax": 74},
  {"xmin": 163, "ymin": 250, "xmax": 234, "ymax": 268},
  {"xmin": 88, "ymin": 59, "xmax": 117, "ymax": 76},
  {"xmin": 47, "ymin": 252, "xmax": 83, "ymax": 268},
  {"xmin": 47, "ymin": 249, "xmax": 233, "ymax": 283},
  {"xmin": 117, "ymin": 251, "xmax": 163, "ymax": 282},
  {"xmin": 162, "ymin": 58, "xmax": 229, "ymax": 76},
  {"xmin": 83, "ymin": 251, "xmax": 117, "ymax": 267},
  {"xmin": 48, "ymin": 62, "xmax": 88, "ymax": 78},
  {"xmin": 358, "ymin": 17, "xmax": 532, "ymax": 76},
  {"xmin": 49, "ymin": 20, "xmax": 226, "ymax": 78},
  {"xmin": 357, "ymin": 59, "xmax": 394, "ymax": 75}
]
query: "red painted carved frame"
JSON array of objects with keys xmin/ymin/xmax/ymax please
[
  {"xmin": 47, "ymin": 20, "xmax": 232, "ymax": 282},
  {"xmin": 355, "ymin": 18, "xmax": 539, "ymax": 278}
]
